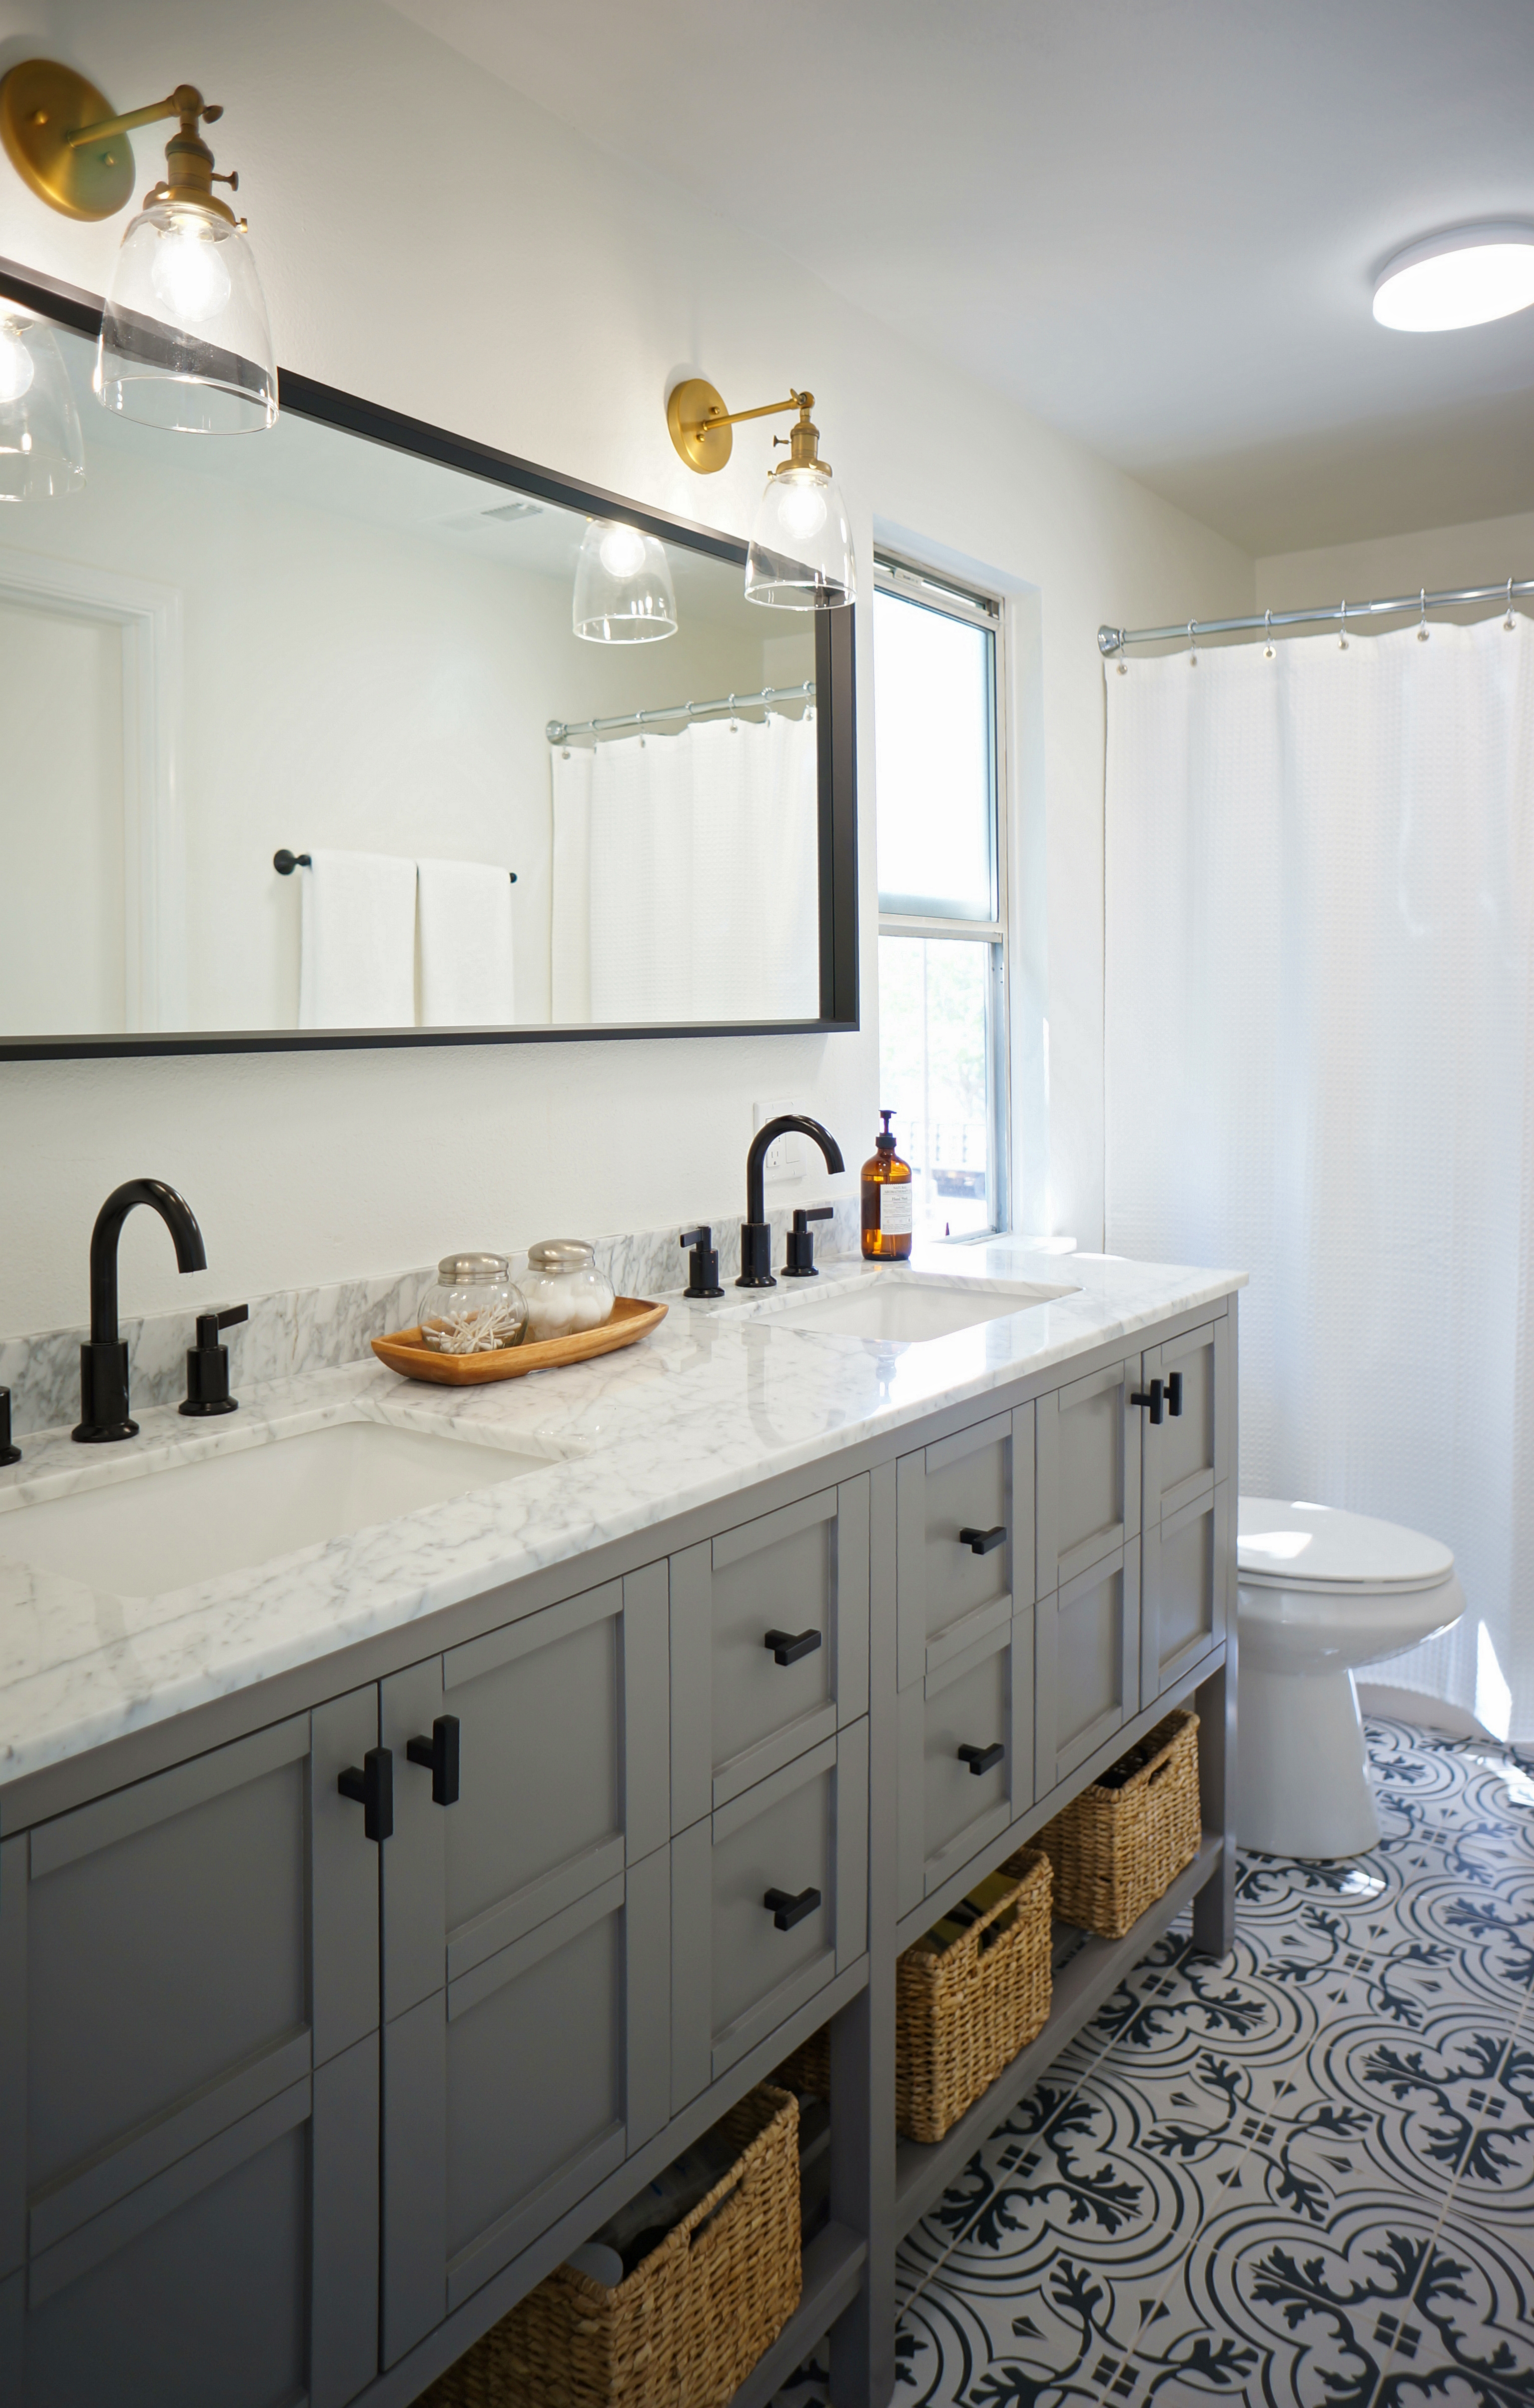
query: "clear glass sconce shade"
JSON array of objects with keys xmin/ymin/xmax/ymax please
[
  {"xmin": 745, "ymin": 464, "xmax": 856, "ymax": 608},
  {"xmin": 97, "ymin": 201, "xmax": 278, "ymax": 433},
  {"xmin": 572, "ymin": 519, "xmax": 678, "ymax": 642},
  {"xmin": 0, "ymin": 309, "xmax": 85, "ymax": 500}
]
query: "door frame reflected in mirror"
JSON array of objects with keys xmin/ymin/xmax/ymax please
[{"xmin": 0, "ymin": 256, "xmax": 859, "ymax": 1060}]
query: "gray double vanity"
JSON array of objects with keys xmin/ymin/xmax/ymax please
[{"xmin": 0, "ymin": 1244, "xmax": 1240, "ymax": 2408}]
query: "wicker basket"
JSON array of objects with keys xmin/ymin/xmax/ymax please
[
  {"xmin": 419, "ymin": 2085, "xmax": 801, "ymax": 2408},
  {"xmin": 895, "ymin": 1848, "xmax": 1053, "ymax": 2144},
  {"xmin": 773, "ymin": 2027, "xmax": 830, "ymax": 2098},
  {"xmin": 1038, "ymin": 1708, "xmax": 1201, "ymax": 1938}
]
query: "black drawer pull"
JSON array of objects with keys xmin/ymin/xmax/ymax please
[
  {"xmin": 958, "ymin": 1524, "xmax": 1006, "ymax": 1556},
  {"xmin": 763, "ymin": 1885, "xmax": 822, "ymax": 1931},
  {"xmin": 1166, "ymin": 1372, "xmax": 1183, "ymax": 1417},
  {"xmin": 1130, "ymin": 1379, "xmax": 1164, "ymax": 1425},
  {"xmin": 338, "ymin": 1746, "xmax": 393, "ymax": 1842},
  {"xmin": 406, "ymin": 1714, "xmax": 460, "ymax": 1806},
  {"xmin": 764, "ymin": 1627, "xmax": 823, "ymax": 1666},
  {"xmin": 957, "ymin": 1742, "xmax": 1005, "ymax": 1776}
]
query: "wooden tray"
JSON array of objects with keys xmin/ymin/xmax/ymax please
[{"xmin": 371, "ymin": 1296, "xmax": 667, "ymax": 1384}]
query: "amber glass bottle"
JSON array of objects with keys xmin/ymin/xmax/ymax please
[{"xmin": 861, "ymin": 1109, "xmax": 913, "ymax": 1260}]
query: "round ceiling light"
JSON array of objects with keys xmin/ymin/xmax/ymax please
[{"xmin": 1373, "ymin": 223, "xmax": 1534, "ymax": 331}]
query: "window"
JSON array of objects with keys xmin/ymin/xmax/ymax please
[{"xmin": 873, "ymin": 555, "xmax": 1008, "ymax": 1239}]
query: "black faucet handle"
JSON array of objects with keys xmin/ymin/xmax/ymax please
[
  {"xmin": 784, "ymin": 1204, "xmax": 835, "ymax": 1280},
  {"xmin": 679, "ymin": 1226, "xmax": 723, "ymax": 1300},
  {"xmin": 0, "ymin": 1386, "xmax": 20, "ymax": 1468},
  {"xmin": 182, "ymin": 1303, "xmax": 246, "ymax": 1419}
]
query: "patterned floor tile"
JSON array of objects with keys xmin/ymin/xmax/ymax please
[{"xmin": 770, "ymin": 1722, "xmax": 1534, "ymax": 2408}]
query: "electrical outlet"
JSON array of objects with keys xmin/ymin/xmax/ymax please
[{"xmin": 753, "ymin": 1097, "xmax": 804, "ymax": 1184}]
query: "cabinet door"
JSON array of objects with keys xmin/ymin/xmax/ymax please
[
  {"xmin": 1142, "ymin": 1485, "xmax": 1229, "ymax": 1700},
  {"xmin": 894, "ymin": 1608, "xmax": 1035, "ymax": 1917},
  {"xmin": 895, "ymin": 1408, "xmax": 1034, "ymax": 1693},
  {"xmin": 1141, "ymin": 1320, "xmax": 1229, "ymax": 1527},
  {"xmin": 0, "ymin": 1697, "xmax": 380, "ymax": 2408},
  {"xmin": 670, "ymin": 1720, "xmax": 868, "ymax": 2106},
  {"xmin": 1036, "ymin": 1360, "xmax": 1140, "ymax": 1594},
  {"xmin": 1035, "ymin": 1544, "xmax": 1141, "ymax": 1790},
  {"xmin": 378, "ymin": 1568, "xmax": 670, "ymax": 2360},
  {"xmin": 670, "ymin": 1476, "xmax": 870, "ymax": 1824}
]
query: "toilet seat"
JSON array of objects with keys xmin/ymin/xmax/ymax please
[{"xmin": 1237, "ymin": 1498, "xmax": 1454, "ymax": 1597}]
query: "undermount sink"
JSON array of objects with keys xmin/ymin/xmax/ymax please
[
  {"xmin": 0, "ymin": 1420, "xmax": 547, "ymax": 1596},
  {"xmin": 722, "ymin": 1268, "xmax": 1079, "ymax": 1343}
]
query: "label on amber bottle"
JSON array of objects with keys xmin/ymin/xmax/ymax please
[{"xmin": 880, "ymin": 1182, "xmax": 913, "ymax": 1235}]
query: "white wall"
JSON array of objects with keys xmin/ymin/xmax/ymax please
[
  {"xmin": 1257, "ymin": 509, "xmax": 1534, "ymax": 621},
  {"xmin": 0, "ymin": 0, "xmax": 1251, "ymax": 1337}
]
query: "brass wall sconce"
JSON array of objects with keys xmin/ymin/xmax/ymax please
[
  {"xmin": 666, "ymin": 378, "xmax": 856, "ymax": 609},
  {"xmin": 0, "ymin": 59, "xmax": 277, "ymax": 433}
]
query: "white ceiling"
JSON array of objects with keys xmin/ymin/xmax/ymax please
[{"xmin": 387, "ymin": 0, "xmax": 1534, "ymax": 557}]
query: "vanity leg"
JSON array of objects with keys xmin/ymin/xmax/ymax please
[
  {"xmin": 1191, "ymin": 1638, "xmax": 1237, "ymax": 1958},
  {"xmin": 828, "ymin": 1458, "xmax": 898, "ymax": 2408}
]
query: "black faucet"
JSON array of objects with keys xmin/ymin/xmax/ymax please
[
  {"xmin": 738, "ymin": 1117, "xmax": 845, "ymax": 1289},
  {"xmin": 74, "ymin": 1178, "xmax": 208, "ymax": 1443}
]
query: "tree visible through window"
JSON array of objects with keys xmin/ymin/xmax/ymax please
[{"xmin": 873, "ymin": 558, "xmax": 1007, "ymax": 1239}]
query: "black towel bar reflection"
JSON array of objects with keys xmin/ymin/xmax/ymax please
[{"xmin": 274, "ymin": 850, "xmax": 516, "ymax": 883}]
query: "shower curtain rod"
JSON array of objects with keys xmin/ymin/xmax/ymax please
[
  {"xmin": 545, "ymin": 679, "xmax": 815, "ymax": 745},
  {"xmin": 1097, "ymin": 576, "xmax": 1533, "ymax": 657}
]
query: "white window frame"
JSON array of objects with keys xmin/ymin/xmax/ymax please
[{"xmin": 873, "ymin": 551, "xmax": 1011, "ymax": 1237}]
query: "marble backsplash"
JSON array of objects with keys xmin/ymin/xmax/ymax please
[{"xmin": 0, "ymin": 1199, "xmax": 865, "ymax": 1438}]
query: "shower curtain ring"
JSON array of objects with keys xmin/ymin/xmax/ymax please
[
  {"xmin": 1115, "ymin": 625, "xmax": 1128, "ymax": 673},
  {"xmin": 1506, "ymin": 577, "xmax": 1516, "ymax": 632},
  {"xmin": 1187, "ymin": 619, "xmax": 1198, "ymax": 667},
  {"xmin": 1263, "ymin": 608, "xmax": 1274, "ymax": 659},
  {"xmin": 1338, "ymin": 600, "xmax": 1349, "ymax": 651},
  {"xmin": 1417, "ymin": 587, "xmax": 1430, "ymax": 643}
]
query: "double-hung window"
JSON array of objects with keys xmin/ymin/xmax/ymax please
[{"xmin": 873, "ymin": 554, "xmax": 1008, "ymax": 1239}]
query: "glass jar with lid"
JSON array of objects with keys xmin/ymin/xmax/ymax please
[
  {"xmin": 417, "ymin": 1253, "xmax": 527, "ymax": 1353},
  {"xmin": 520, "ymin": 1240, "xmax": 615, "ymax": 1342}
]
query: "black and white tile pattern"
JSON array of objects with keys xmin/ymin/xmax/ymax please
[{"xmin": 777, "ymin": 1718, "xmax": 1534, "ymax": 2408}]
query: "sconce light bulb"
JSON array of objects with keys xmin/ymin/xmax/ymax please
[
  {"xmin": 150, "ymin": 213, "xmax": 233, "ymax": 328},
  {"xmin": 775, "ymin": 468, "xmax": 829, "ymax": 544},
  {"xmin": 0, "ymin": 321, "xmax": 36, "ymax": 405},
  {"xmin": 597, "ymin": 522, "xmax": 647, "ymax": 580}
]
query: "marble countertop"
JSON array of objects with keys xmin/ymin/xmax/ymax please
[{"xmin": 0, "ymin": 1243, "xmax": 1243, "ymax": 1788}]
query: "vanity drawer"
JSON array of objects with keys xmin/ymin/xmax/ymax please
[
  {"xmin": 896, "ymin": 1406, "xmax": 1034, "ymax": 1691},
  {"xmin": 895, "ymin": 1607, "xmax": 1035, "ymax": 1916},
  {"xmin": 1141, "ymin": 1318, "xmax": 1229, "ymax": 1523},
  {"xmin": 1035, "ymin": 1543, "xmax": 1141, "ymax": 1791},
  {"xmin": 1142, "ymin": 1484, "xmax": 1228, "ymax": 1700},
  {"xmin": 669, "ymin": 1477, "xmax": 869, "ymax": 1825},
  {"xmin": 1036, "ymin": 1359, "xmax": 1141, "ymax": 1592},
  {"xmin": 670, "ymin": 1720, "xmax": 868, "ymax": 2104},
  {"xmin": 380, "ymin": 1565, "xmax": 669, "ymax": 2022}
]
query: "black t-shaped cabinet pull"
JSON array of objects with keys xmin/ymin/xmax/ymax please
[
  {"xmin": 958, "ymin": 1524, "xmax": 1006, "ymax": 1555},
  {"xmin": 338, "ymin": 1746, "xmax": 393, "ymax": 1842},
  {"xmin": 1166, "ymin": 1371, "xmax": 1183, "ymax": 1417},
  {"xmin": 406, "ymin": 1714, "xmax": 460, "ymax": 1805},
  {"xmin": 764, "ymin": 1627, "xmax": 823, "ymax": 1666},
  {"xmin": 1130, "ymin": 1379, "xmax": 1165, "ymax": 1424},
  {"xmin": 763, "ymin": 1885, "xmax": 822, "ymax": 1931},
  {"xmin": 957, "ymin": 1741, "xmax": 1005, "ymax": 1776}
]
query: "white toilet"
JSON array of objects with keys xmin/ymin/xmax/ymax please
[{"xmin": 1236, "ymin": 1498, "xmax": 1464, "ymax": 1859}]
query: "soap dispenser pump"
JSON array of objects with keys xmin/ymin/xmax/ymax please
[
  {"xmin": 861, "ymin": 1110, "xmax": 913, "ymax": 1261},
  {"xmin": 180, "ymin": 1303, "xmax": 248, "ymax": 1417}
]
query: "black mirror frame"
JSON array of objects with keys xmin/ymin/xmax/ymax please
[{"xmin": 0, "ymin": 256, "xmax": 858, "ymax": 1060}]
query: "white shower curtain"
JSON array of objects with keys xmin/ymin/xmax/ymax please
[
  {"xmin": 1105, "ymin": 614, "xmax": 1534, "ymax": 1741},
  {"xmin": 549, "ymin": 711, "xmax": 820, "ymax": 1024}
]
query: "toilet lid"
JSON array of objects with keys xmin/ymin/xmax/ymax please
[{"xmin": 1237, "ymin": 1498, "xmax": 1455, "ymax": 1595}]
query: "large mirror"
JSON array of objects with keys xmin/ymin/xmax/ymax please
[{"xmin": 0, "ymin": 265, "xmax": 857, "ymax": 1056}]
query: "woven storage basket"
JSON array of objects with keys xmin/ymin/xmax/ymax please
[
  {"xmin": 774, "ymin": 2027, "xmax": 830, "ymax": 2098},
  {"xmin": 1039, "ymin": 1708, "xmax": 1201, "ymax": 1938},
  {"xmin": 419, "ymin": 2085, "xmax": 800, "ymax": 2408},
  {"xmin": 895, "ymin": 1848, "xmax": 1053, "ymax": 2144}
]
